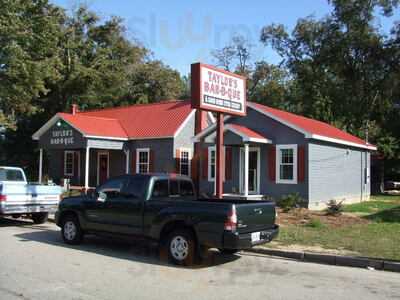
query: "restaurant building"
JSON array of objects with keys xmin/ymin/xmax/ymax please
[{"xmin": 33, "ymin": 100, "xmax": 376, "ymax": 209}]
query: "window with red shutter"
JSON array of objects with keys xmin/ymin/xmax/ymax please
[{"xmin": 136, "ymin": 148, "xmax": 150, "ymax": 173}]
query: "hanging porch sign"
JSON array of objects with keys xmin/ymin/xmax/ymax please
[{"xmin": 191, "ymin": 63, "xmax": 247, "ymax": 116}]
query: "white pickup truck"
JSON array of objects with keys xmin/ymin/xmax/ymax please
[{"xmin": 0, "ymin": 167, "xmax": 62, "ymax": 224}]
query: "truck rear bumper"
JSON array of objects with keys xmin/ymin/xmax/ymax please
[
  {"xmin": 0, "ymin": 203, "xmax": 58, "ymax": 215},
  {"xmin": 222, "ymin": 225, "xmax": 279, "ymax": 250}
]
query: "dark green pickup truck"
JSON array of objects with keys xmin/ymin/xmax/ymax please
[{"xmin": 55, "ymin": 174, "xmax": 278, "ymax": 265}]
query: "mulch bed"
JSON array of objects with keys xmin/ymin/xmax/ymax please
[{"xmin": 276, "ymin": 208, "xmax": 370, "ymax": 228}]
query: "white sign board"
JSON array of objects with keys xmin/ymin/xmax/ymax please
[{"xmin": 191, "ymin": 63, "xmax": 247, "ymax": 116}]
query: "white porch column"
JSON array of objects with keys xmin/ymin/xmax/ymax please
[
  {"xmin": 85, "ymin": 147, "xmax": 90, "ymax": 190},
  {"xmin": 125, "ymin": 149, "xmax": 130, "ymax": 174},
  {"xmin": 38, "ymin": 148, "xmax": 43, "ymax": 184},
  {"xmin": 244, "ymin": 143, "xmax": 249, "ymax": 197}
]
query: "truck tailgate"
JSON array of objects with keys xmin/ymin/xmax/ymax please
[{"xmin": 235, "ymin": 201, "xmax": 276, "ymax": 233}]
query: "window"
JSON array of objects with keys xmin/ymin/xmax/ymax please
[
  {"xmin": 0, "ymin": 168, "xmax": 24, "ymax": 182},
  {"xmin": 152, "ymin": 179, "xmax": 169, "ymax": 198},
  {"xmin": 64, "ymin": 151, "xmax": 74, "ymax": 176},
  {"xmin": 276, "ymin": 145, "xmax": 297, "ymax": 184},
  {"xmin": 136, "ymin": 149, "xmax": 150, "ymax": 174},
  {"xmin": 179, "ymin": 149, "xmax": 191, "ymax": 176},
  {"xmin": 208, "ymin": 147, "xmax": 216, "ymax": 181},
  {"xmin": 126, "ymin": 177, "xmax": 148, "ymax": 199},
  {"xmin": 97, "ymin": 177, "xmax": 128, "ymax": 199},
  {"xmin": 170, "ymin": 179, "xmax": 179, "ymax": 196},
  {"xmin": 180, "ymin": 180, "xmax": 195, "ymax": 196}
]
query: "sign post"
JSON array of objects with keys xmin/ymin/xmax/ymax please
[{"xmin": 191, "ymin": 63, "xmax": 247, "ymax": 199}]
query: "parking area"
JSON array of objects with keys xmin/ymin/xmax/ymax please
[{"xmin": 0, "ymin": 218, "xmax": 399, "ymax": 300}]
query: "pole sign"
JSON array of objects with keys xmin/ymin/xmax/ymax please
[{"xmin": 191, "ymin": 63, "xmax": 247, "ymax": 116}]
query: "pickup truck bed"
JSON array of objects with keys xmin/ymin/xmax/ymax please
[{"xmin": 55, "ymin": 174, "xmax": 278, "ymax": 265}]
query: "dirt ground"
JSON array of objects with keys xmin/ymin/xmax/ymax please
[{"xmin": 276, "ymin": 208, "xmax": 369, "ymax": 228}]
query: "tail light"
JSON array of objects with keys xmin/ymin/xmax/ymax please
[
  {"xmin": 0, "ymin": 194, "xmax": 7, "ymax": 202},
  {"xmin": 224, "ymin": 205, "xmax": 237, "ymax": 232}
]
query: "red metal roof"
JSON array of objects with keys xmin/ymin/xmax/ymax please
[
  {"xmin": 59, "ymin": 100, "xmax": 193, "ymax": 139},
  {"xmin": 228, "ymin": 124, "xmax": 269, "ymax": 141},
  {"xmin": 249, "ymin": 102, "xmax": 376, "ymax": 149},
  {"xmin": 59, "ymin": 113, "xmax": 128, "ymax": 139}
]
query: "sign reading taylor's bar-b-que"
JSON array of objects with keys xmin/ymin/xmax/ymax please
[{"xmin": 191, "ymin": 63, "xmax": 247, "ymax": 116}]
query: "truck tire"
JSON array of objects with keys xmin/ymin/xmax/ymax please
[
  {"xmin": 61, "ymin": 215, "xmax": 83, "ymax": 245},
  {"xmin": 219, "ymin": 248, "xmax": 239, "ymax": 255},
  {"xmin": 31, "ymin": 213, "xmax": 48, "ymax": 224},
  {"xmin": 166, "ymin": 229, "xmax": 196, "ymax": 266}
]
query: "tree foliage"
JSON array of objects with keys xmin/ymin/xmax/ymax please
[
  {"xmin": 0, "ymin": 1, "xmax": 185, "ymax": 176},
  {"xmin": 260, "ymin": 0, "xmax": 400, "ymax": 159}
]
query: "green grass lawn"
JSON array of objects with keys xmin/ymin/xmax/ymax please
[
  {"xmin": 343, "ymin": 195, "xmax": 400, "ymax": 215},
  {"xmin": 266, "ymin": 195, "xmax": 400, "ymax": 261}
]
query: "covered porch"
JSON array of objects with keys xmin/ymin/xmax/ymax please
[
  {"xmin": 33, "ymin": 116, "xmax": 130, "ymax": 191},
  {"xmin": 195, "ymin": 123, "xmax": 273, "ymax": 199},
  {"xmin": 37, "ymin": 143, "xmax": 130, "ymax": 191}
]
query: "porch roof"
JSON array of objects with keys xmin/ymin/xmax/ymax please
[
  {"xmin": 226, "ymin": 124, "xmax": 272, "ymax": 144},
  {"xmin": 201, "ymin": 123, "xmax": 272, "ymax": 144}
]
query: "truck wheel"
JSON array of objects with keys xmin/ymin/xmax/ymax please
[
  {"xmin": 166, "ymin": 229, "xmax": 196, "ymax": 266},
  {"xmin": 31, "ymin": 213, "xmax": 48, "ymax": 224},
  {"xmin": 61, "ymin": 215, "xmax": 83, "ymax": 245},
  {"xmin": 219, "ymin": 248, "xmax": 239, "ymax": 255}
]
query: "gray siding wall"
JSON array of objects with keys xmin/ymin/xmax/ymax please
[
  {"xmin": 199, "ymin": 107, "xmax": 309, "ymax": 201},
  {"xmin": 308, "ymin": 141, "xmax": 371, "ymax": 206},
  {"xmin": 174, "ymin": 112, "xmax": 195, "ymax": 155},
  {"xmin": 129, "ymin": 139, "xmax": 175, "ymax": 174}
]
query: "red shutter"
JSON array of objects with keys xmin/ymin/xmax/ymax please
[
  {"xmin": 202, "ymin": 148, "xmax": 208, "ymax": 179},
  {"xmin": 132, "ymin": 150, "xmax": 136, "ymax": 174},
  {"xmin": 225, "ymin": 147, "xmax": 232, "ymax": 180},
  {"xmin": 149, "ymin": 150, "xmax": 155, "ymax": 173},
  {"xmin": 268, "ymin": 145, "xmax": 276, "ymax": 182},
  {"xmin": 298, "ymin": 145, "xmax": 305, "ymax": 182},
  {"xmin": 62, "ymin": 150, "xmax": 65, "ymax": 177},
  {"xmin": 175, "ymin": 149, "xmax": 181, "ymax": 174},
  {"xmin": 191, "ymin": 153, "xmax": 197, "ymax": 181}
]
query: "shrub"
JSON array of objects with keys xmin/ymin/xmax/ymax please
[
  {"xmin": 278, "ymin": 193, "xmax": 303, "ymax": 212},
  {"xmin": 326, "ymin": 199, "xmax": 344, "ymax": 216},
  {"xmin": 306, "ymin": 218, "xmax": 326, "ymax": 228}
]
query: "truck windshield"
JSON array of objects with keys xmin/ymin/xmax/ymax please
[{"xmin": 0, "ymin": 169, "xmax": 25, "ymax": 182}]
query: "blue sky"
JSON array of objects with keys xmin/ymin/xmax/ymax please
[{"xmin": 51, "ymin": 0, "xmax": 399, "ymax": 76}]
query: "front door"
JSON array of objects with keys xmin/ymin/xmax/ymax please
[
  {"xmin": 240, "ymin": 147, "xmax": 260, "ymax": 194},
  {"xmin": 97, "ymin": 152, "xmax": 109, "ymax": 185}
]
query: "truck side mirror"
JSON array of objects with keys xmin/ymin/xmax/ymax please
[{"xmin": 97, "ymin": 192, "xmax": 107, "ymax": 202}]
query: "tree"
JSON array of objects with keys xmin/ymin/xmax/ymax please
[
  {"xmin": 211, "ymin": 35, "xmax": 252, "ymax": 75},
  {"xmin": 211, "ymin": 35, "xmax": 293, "ymax": 110},
  {"xmin": 0, "ymin": 0, "xmax": 64, "ymax": 130},
  {"xmin": 0, "ymin": 2, "xmax": 186, "ymax": 178},
  {"xmin": 260, "ymin": 0, "xmax": 400, "ymax": 158}
]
